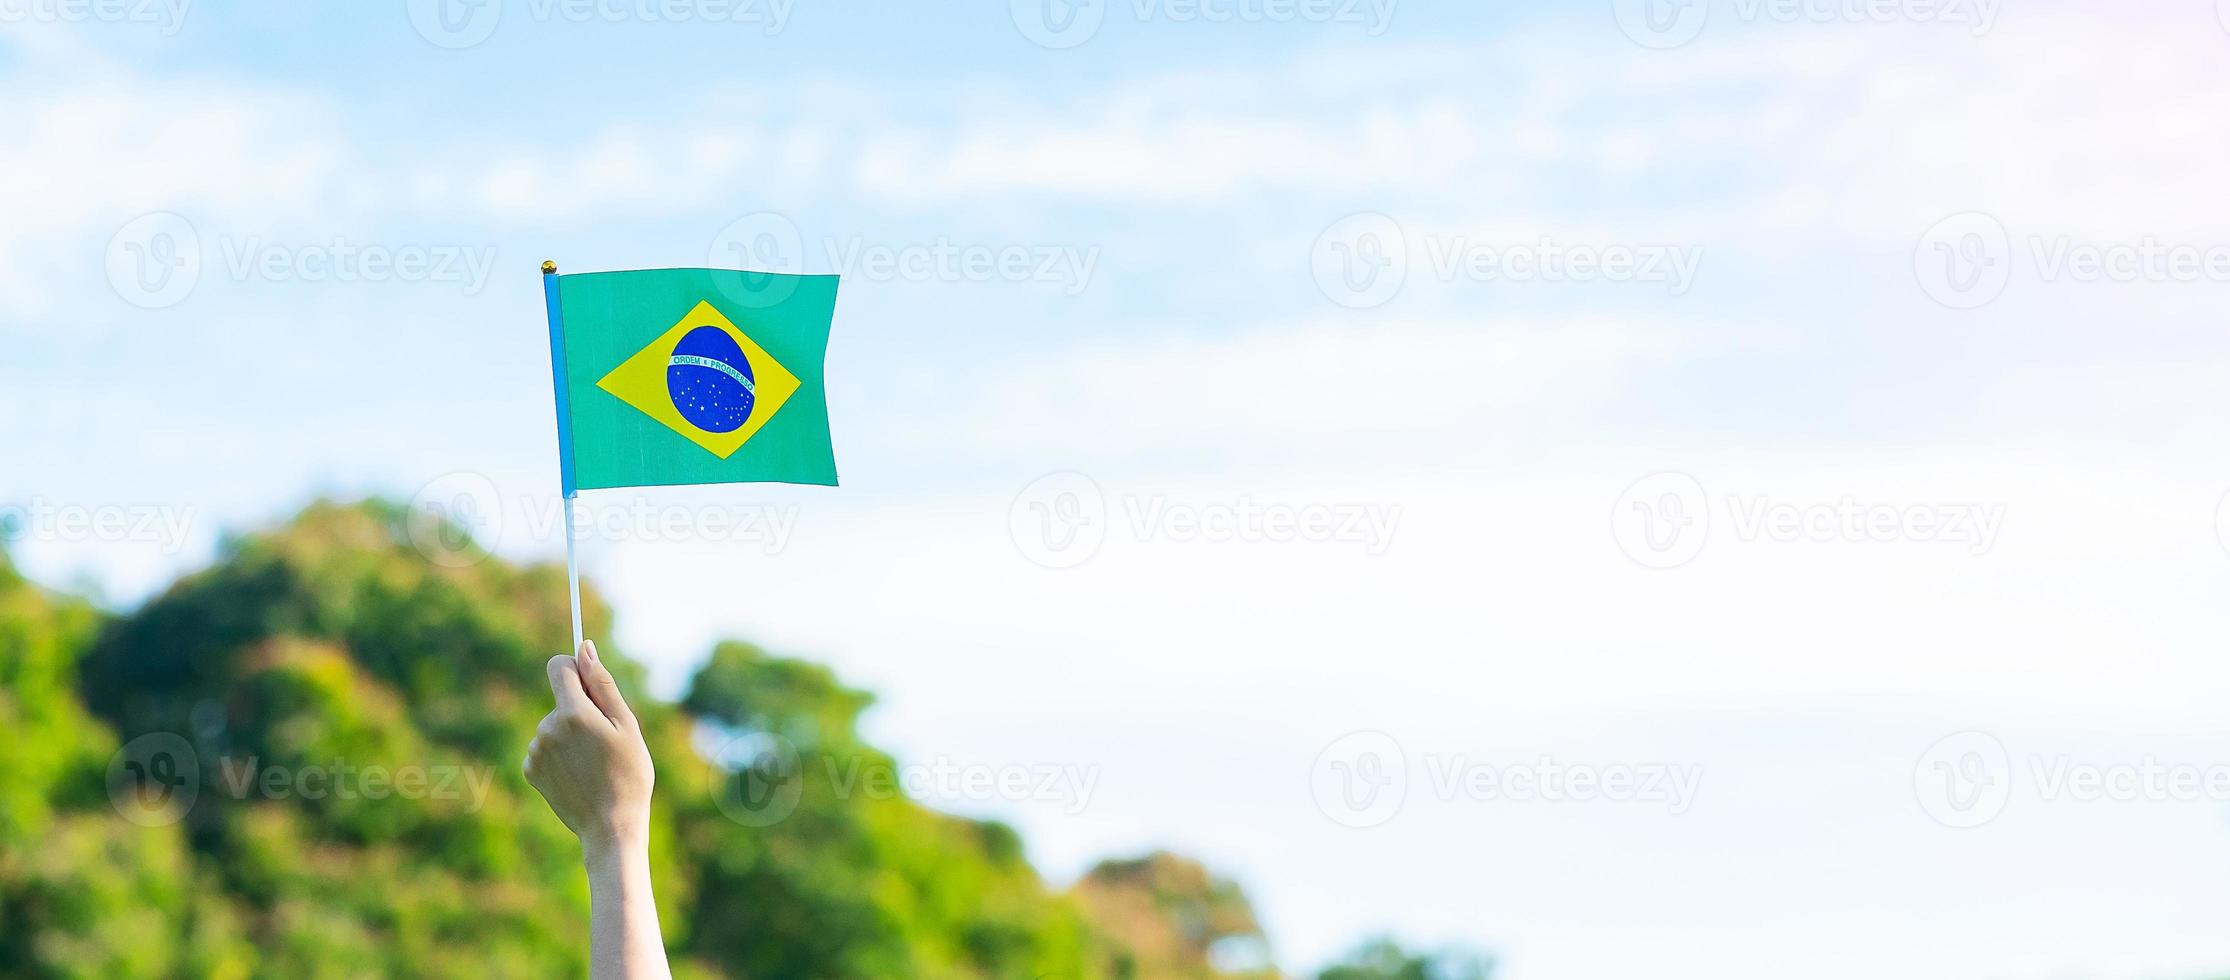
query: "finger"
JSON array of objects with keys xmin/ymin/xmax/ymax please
[
  {"xmin": 545, "ymin": 654, "xmax": 591, "ymax": 713},
  {"xmin": 575, "ymin": 640, "xmax": 637, "ymax": 728}
]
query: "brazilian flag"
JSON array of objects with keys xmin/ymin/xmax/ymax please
[{"xmin": 543, "ymin": 265, "xmax": 840, "ymax": 492}]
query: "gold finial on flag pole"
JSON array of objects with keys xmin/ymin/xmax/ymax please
[{"xmin": 542, "ymin": 260, "xmax": 557, "ymax": 275}]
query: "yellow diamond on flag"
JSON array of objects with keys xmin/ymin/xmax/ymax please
[{"xmin": 595, "ymin": 300, "xmax": 802, "ymax": 459}]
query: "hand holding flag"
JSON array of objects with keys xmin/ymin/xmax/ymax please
[
  {"xmin": 523, "ymin": 640, "xmax": 672, "ymax": 979},
  {"xmin": 523, "ymin": 641, "xmax": 652, "ymax": 849},
  {"xmin": 540, "ymin": 262, "xmax": 841, "ymax": 649}
]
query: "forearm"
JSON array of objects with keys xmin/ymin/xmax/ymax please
[
  {"xmin": 583, "ymin": 836, "xmax": 672, "ymax": 980},
  {"xmin": 527, "ymin": 645, "xmax": 667, "ymax": 977}
]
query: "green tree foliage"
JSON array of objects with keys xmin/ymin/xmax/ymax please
[
  {"xmin": 672, "ymin": 639, "xmax": 1110, "ymax": 978},
  {"xmin": 1315, "ymin": 938, "xmax": 1493, "ymax": 980},
  {"xmin": 0, "ymin": 545, "xmax": 231, "ymax": 978},
  {"xmin": 1073, "ymin": 852, "xmax": 1273, "ymax": 979},
  {"xmin": 0, "ymin": 501, "xmax": 1284, "ymax": 979}
]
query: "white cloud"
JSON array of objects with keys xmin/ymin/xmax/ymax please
[
  {"xmin": 849, "ymin": 7, "xmax": 2230, "ymax": 248},
  {"xmin": 0, "ymin": 58, "xmax": 348, "ymax": 319},
  {"xmin": 849, "ymin": 314, "xmax": 1704, "ymax": 465},
  {"xmin": 456, "ymin": 123, "xmax": 841, "ymax": 221}
]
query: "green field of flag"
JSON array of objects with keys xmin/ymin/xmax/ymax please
[{"xmin": 544, "ymin": 267, "xmax": 840, "ymax": 493}]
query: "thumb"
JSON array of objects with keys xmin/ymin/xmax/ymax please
[
  {"xmin": 545, "ymin": 654, "xmax": 591, "ymax": 713},
  {"xmin": 574, "ymin": 640, "xmax": 636, "ymax": 727}
]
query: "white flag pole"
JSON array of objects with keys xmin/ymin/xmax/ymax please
[{"xmin": 563, "ymin": 492, "xmax": 583, "ymax": 651}]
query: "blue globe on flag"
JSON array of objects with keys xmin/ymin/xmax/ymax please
[{"xmin": 666, "ymin": 326, "xmax": 757, "ymax": 433}]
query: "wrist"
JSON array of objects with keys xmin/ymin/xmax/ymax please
[{"xmin": 580, "ymin": 824, "xmax": 650, "ymax": 871}]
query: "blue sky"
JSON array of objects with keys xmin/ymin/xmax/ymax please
[{"xmin": 10, "ymin": 0, "xmax": 2230, "ymax": 976}]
